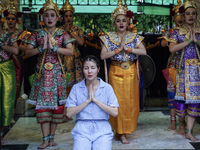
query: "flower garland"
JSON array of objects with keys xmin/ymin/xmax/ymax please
[
  {"xmin": 0, "ymin": 9, "xmax": 5, "ymax": 23},
  {"xmin": 84, "ymin": 32, "xmax": 102, "ymax": 50},
  {"xmin": 146, "ymin": 41, "xmax": 160, "ymax": 50},
  {"xmin": 85, "ymin": 40, "xmax": 101, "ymax": 50}
]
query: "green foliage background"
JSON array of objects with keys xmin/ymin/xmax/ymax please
[{"xmin": 73, "ymin": 14, "xmax": 171, "ymax": 34}]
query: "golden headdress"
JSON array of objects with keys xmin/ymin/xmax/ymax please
[
  {"xmin": 39, "ymin": 0, "xmax": 59, "ymax": 16},
  {"xmin": 173, "ymin": 0, "xmax": 182, "ymax": 14},
  {"xmin": 111, "ymin": 0, "xmax": 128, "ymax": 22},
  {"xmin": 0, "ymin": 1, "xmax": 5, "ymax": 23},
  {"xmin": 170, "ymin": 0, "xmax": 184, "ymax": 21},
  {"xmin": 0, "ymin": 1, "xmax": 4, "ymax": 13},
  {"xmin": 183, "ymin": 0, "xmax": 197, "ymax": 10},
  {"xmin": 60, "ymin": 0, "xmax": 75, "ymax": 14},
  {"xmin": 4, "ymin": 0, "xmax": 23, "ymax": 23}
]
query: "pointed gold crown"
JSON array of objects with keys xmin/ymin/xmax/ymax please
[
  {"xmin": 183, "ymin": 0, "xmax": 197, "ymax": 10},
  {"xmin": 43, "ymin": 0, "xmax": 59, "ymax": 16},
  {"xmin": 61, "ymin": 0, "xmax": 75, "ymax": 14},
  {"xmin": 7, "ymin": 0, "xmax": 18, "ymax": 15},
  {"xmin": 0, "ymin": 1, "xmax": 4, "ymax": 12},
  {"xmin": 173, "ymin": 0, "xmax": 182, "ymax": 14},
  {"xmin": 111, "ymin": 0, "xmax": 128, "ymax": 22}
]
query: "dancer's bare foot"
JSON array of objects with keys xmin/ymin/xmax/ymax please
[
  {"xmin": 178, "ymin": 125, "xmax": 185, "ymax": 135},
  {"xmin": 49, "ymin": 139, "xmax": 57, "ymax": 147},
  {"xmin": 37, "ymin": 141, "xmax": 49, "ymax": 149},
  {"xmin": 10, "ymin": 118, "xmax": 16, "ymax": 125},
  {"xmin": 185, "ymin": 133, "xmax": 198, "ymax": 142},
  {"xmin": 114, "ymin": 132, "xmax": 120, "ymax": 140},
  {"xmin": 168, "ymin": 121, "xmax": 176, "ymax": 130},
  {"xmin": 120, "ymin": 134, "xmax": 130, "ymax": 144}
]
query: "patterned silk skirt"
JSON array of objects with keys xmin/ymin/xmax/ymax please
[
  {"xmin": 109, "ymin": 62, "xmax": 139, "ymax": 134},
  {"xmin": 0, "ymin": 59, "xmax": 16, "ymax": 126},
  {"xmin": 28, "ymin": 63, "xmax": 67, "ymax": 110},
  {"xmin": 175, "ymin": 59, "xmax": 200, "ymax": 104}
]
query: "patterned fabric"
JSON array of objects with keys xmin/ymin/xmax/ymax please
[
  {"xmin": 158, "ymin": 29, "xmax": 173, "ymax": 42},
  {"xmin": 166, "ymin": 53, "xmax": 178, "ymax": 92},
  {"xmin": 60, "ymin": 25, "xmax": 83, "ymax": 89},
  {"xmin": 0, "ymin": 31, "xmax": 17, "ymax": 62},
  {"xmin": 0, "ymin": 31, "xmax": 18, "ymax": 126},
  {"xmin": 0, "ymin": 59, "xmax": 16, "ymax": 126},
  {"xmin": 99, "ymin": 31, "xmax": 144, "ymax": 62},
  {"xmin": 26, "ymin": 28, "xmax": 73, "ymax": 109},
  {"xmin": 158, "ymin": 28, "xmax": 177, "ymax": 92},
  {"xmin": 35, "ymin": 105, "xmax": 64, "ymax": 124},
  {"xmin": 170, "ymin": 25, "xmax": 200, "ymax": 104},
  {"xmin": 9, "ymin": 29, "xmax": 31, "ymax": 107},
  {"xmin": 99, "ymin": 32, "xmax": 144, "ymax": 134},
  {"xmin": 168, "ymin": 91, "xmax": 175, "ymax": 109},
  {"xmin": 174, "ymin": 101, "xmax": 200, "ymax": 117}
]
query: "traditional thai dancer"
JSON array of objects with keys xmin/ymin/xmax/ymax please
[
  {"xmin": 158, "ymin": 0, "xmax": 184, "ymax": 131},
  {"xmin": 100, "ymin": 0, "xmax": 146, "ymax": 144},
  {"xmin": 169, "ymin": 0, "xmax": 200, "ymax": 141},
  {"xmin": 25, "ymin": 0, "xmax": 75, "ymax": 148},
  {"xmin": 66, "ymin": 55, "xmax": 118, "ymax": 150},
  {"xmin": 59, "ymin": 0, "xmax": 84, "ymax": 122},
  {"xmin": 0, "ymin": 2, "xmax": 19, "ymax": 145},
  {"xmin": 3, "ymin": 0, "xmax": 31, "ymax": 125}
]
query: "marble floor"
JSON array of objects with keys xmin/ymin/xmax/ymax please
[{"xmin": 2, "ymin": 111, "xmax": 200, "ymax": 150}]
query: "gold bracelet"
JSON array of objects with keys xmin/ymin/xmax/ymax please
[
  {"xmin": 196, "ymin": 40, "xmax": 200, "ymax": 46},
  {"xmin": 186, "ymin": 39, "xmax": 192, "ymax": 44},
  {"xmin": 127, "ymin": 47, "xmax": 132, "ymax": 53},
  {"xmin": 114, "ymin": 48, "xmax": 120, "ymax": 55}
]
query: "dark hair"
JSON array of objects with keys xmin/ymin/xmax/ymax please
[{"xmin": 82, "ymin": 55, "xmax": 100, "ymax": 69}]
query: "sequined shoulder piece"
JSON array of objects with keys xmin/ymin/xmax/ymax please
[
  {"xmin": 0, "ymin": 30, "xmax": 12, "ymax": 42},
  {"xmin": 54, "ymin": 28, "xmax": 65, "ymax": 36},
  {"xmin": 35, "ymin": 29, "xmax": 46, "ymax": 37},
  {"xmin": 135, "ymin": 35, "xmax": 144, "ymax": 47},
  {"xmin": 107, "ymin": 31, "xmax": 137, "ymax": 46},
  {"xmin": 99, "ymin": 35, "xmax": 107, "ymax": 45},
  {"xmin": 35, "ymin": 28, "xmax": 64, "ymax": 37},
  {"xmin": 173, "ymin": 26, "xmax": 180, "ymax": 30},
  {"xmin": 177, "ymin": 26, "xmax": 188, "ymax": 35},
  {"xmin": 99, "ymin": 35, "xmax": 109, "ymax": 50},
  {"xmin": 157, "ymin": 29, "xmax": 171, "ymax": 41},
  {"xmin": 174, "ymin": 26, "xmax": 200, "ymax": 35},
  {"xmin": 12, "ymin": 29, "xmax": 23, "ymax": 36},
  {"xmin": 195, "ymin": 28, "xmax": 200, "ymax": 34}
]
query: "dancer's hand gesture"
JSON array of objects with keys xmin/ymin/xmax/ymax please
[
  {"xmin": 47, "ymin": 33, "xmax": 53, "ymax": 50},
  {"xmin": 65, "ymin": 23, "xmax": 70, "ymax": 33},
  {"xmin": 192, "ymin": 26, "xmax": 197, "ymax": 43},
  {"xmin": 119, "ymin": 35, "xmax": 125, "ymax": 51},
  {"xmin": 43, "ymin": 34, "xmax": 48, "ymax": 50}
]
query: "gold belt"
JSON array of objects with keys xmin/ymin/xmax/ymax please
[
  {"xmin": 44, "ymin": 62, "xmax": 54, "ymax": 70},
  {"xmin": 111, "ymin": 61, "xmax": 134, "ymax": 70},
  {"xmin": 185, "ymin": 59, "xmax": 199, "ymax": 66}
]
